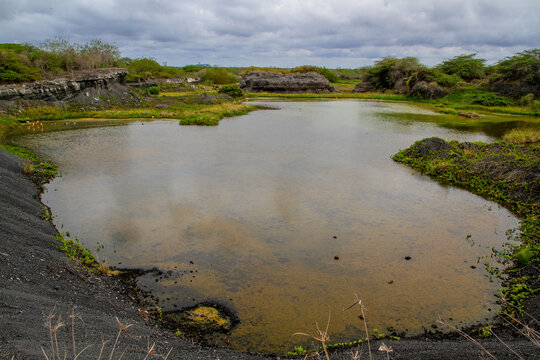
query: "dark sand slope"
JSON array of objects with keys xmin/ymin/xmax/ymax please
[{"xmin": 1, "ymin": 147, "xmax": 538, "ymax": 359}]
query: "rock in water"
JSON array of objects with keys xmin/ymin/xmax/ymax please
[{"xmin": 240, "ymin": 71, "xmax": 334, "ymax": 93}]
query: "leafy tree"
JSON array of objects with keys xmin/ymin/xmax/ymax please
[
  {"xmin": 438, "ymin": 54, "xmax": 485, "ymax": 81},
  {"xmin": 495, "ymin": 49, "xmax": 540, "ymax": 84}
]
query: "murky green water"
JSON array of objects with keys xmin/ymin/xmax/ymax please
[{"xmin": 16, "ymin": 101, "xmax": 522, "ymax": 353}]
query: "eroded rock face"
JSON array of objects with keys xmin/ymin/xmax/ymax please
[
  {"xmin": 0, "ymin": 68, "xmax": 129, "ymax": 107},
  {"xmin": 240, "ymin": 71, "xmax": 334, "ymax": 93}
]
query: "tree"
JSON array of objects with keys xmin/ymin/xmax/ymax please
[
  {"xmin": 495, "ymin": 49, "xmax": 540, "ymax": 84},
  {"xmin": 438, "ymin": 54, "xmax": 485, "ymax": 81}
]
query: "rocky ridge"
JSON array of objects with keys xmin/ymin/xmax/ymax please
[
  {"xmin": 0, "ymin": 68, "xmax": 130, "ymax": 109},
  {"xmin": 240, "ymin": 71, "xmax": 334, "ymax": 93}
]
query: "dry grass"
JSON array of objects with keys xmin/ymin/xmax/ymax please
[
  {"xmin": 503, "ymin": 128, "xmax": 540, "ymax": 144},
  {"xmin": 293, "ymin": 309, "xmax": 332, "ymax": 360},
  {"xmin": 41, "ymin": 308, "xmax": 172, "ymax": 360}
]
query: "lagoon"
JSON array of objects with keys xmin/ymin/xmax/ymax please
[{"xmin": 16, "ymin": 100, "xmax": 521, "ymax": 353}]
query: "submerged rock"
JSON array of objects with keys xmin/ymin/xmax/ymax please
[
  {"xmin": 240, "ymin": 71, "xmax": 334, "ymax": 93},
  {"xmin": 162, "ymin": 303, "xmax": 238, "ymax": 335}
]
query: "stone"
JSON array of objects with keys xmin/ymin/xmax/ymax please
[{"xmin": 240, "ymin": 71, "xmax": 334, "ymax": 93}]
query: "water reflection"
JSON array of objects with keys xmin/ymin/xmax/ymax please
[{"xmin": 15, "ymin": 101, "xmax": 525, "ymax": 353}]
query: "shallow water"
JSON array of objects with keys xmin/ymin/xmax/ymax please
[{"xmin": 16, "ymin": 101, "xmax": 521, "ymax": 353}]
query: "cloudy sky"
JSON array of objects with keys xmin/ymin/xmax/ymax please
[{"xmin": 1, "ymin": 0, "xmax": 539, "ymax": 68}]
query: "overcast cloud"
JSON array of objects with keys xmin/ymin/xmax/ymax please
[{"xmin": 1, "ymin": 0, "xmax": 539, "ymax": 67}]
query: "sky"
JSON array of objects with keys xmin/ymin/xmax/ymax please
[{"xmin": 1, "ymin": 0, "xmax": 539, "ymax": 68}]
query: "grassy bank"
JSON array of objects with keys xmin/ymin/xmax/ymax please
[
  {"xmin": 245, "ymin": 91, "xmax": 540, "ymax": 117},
  {"xmin": 393, "ymin": 138, "xmax": 539, "ymax": 314},
  {"xmin": 0, "ymin": 92, "xmax": 256, "ymax": 142}
]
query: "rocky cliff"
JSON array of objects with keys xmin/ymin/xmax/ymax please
[
  {"xmin": 0, "ymin": 68, "xmax": 129, "ymax": 108},
  {"xmin": 240, "ymin": 71, "xmax": 334, "ymax": 93}
]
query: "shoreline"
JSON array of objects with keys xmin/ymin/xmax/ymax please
[{"xmin": 0, "ymin": 106, "xmax": 538, "ymax": 358}]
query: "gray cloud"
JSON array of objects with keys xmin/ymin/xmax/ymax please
[{"xmin": 1, "ymin": 0, "xmax": 539, "ymax": 67}]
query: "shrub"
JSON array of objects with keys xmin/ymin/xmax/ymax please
[
  {"xmin": 432, "ymin": 70, "xmax": 462, "ymax": 87},
  {"xmin": 443, "ymin": 87, "xmax": 513, "ymax": 106},
  {"xmin": 366, "ymin": 57, "xmax": 424, "ymax": 90},
  {"xmin": 147, "ymin": 86, "xmax": 160, "ymax": 95},
  {"xmin": 183, "ymin": 64, "xmax": 204, "ymax": 72},
  {"xmin": 218, "ymin": 84, "xmax": 244, "ymax": 98},
  {"xmin": 201, "ymin": 68, "xmax": 238, "ymax": 85},
  {"xmin": 438, "ymin": 54, "xmax": 486, "ymax": 81},
  {"xmin": 317, "ymin": 67, "xmax": 338, "ymax": 82},
  {"xmin": 520, "ymin": 93, "xmax": 535, "ymax": 106}
]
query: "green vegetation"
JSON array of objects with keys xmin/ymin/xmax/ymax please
[
  {"xmin": 503, "ymin": 128, "xmax": 540, "ymax": 144},
  {"xmin": 437, "ymin": 53, "xmax": 486, "ymax": 81},
  {"xmin": 179, "ymin": 113, "xmax": 220, "ymax": 126},
  {"xmin": 147, "ymin": 86, "xmax": 160, "ymax": 95},
  {"xmin": 0, "ymin": 39, "xmax": 121, "ymax": 82},
  {"xmin": 441, "ymin": 87, "xmax": 513, "ymax": 106},
  {"xmin": 0, "ymin": 143, "xmax": 58, "ymax": 183},
  {"xmin": 55, "ymin": 232, "xmax": 98, "ymax": 268},
  {"xmin": 393, "ymin": 138, "xmax": 539, "ymax": 313},
  {"xmin": 218, "ymin": 84, "xmax": 244, "ymax": 98},
  {"xmin": 366, "ymin": 57, "xmax": 423, "ymax": 90},
  {"xmin": 200, "ymin": 67, "xmax": 238, "ymax": 85},
  {"xmin": 495, "ymin": 49, "xmax": 540, "ymax": 84},
  {"xmin": 123, "ymin": 57, "xmax": 183, "ymax": 82}
]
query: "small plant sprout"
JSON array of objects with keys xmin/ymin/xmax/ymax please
[
  {"xmin": 378, "ymin": 342, "xmax": 394, "ymax": 360},
  {"xmin": 293, "ymin": 308, "xmax": 331, "ymax": 360}
]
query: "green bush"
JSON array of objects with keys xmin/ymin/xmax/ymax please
[
  {"xmin": 437, "ymin": 54, "xmax": 486, "ymax": 81},
  {"xmin": 201, "ymin": 68, "xmax": 238, "ymax": 85},
  {"xmin": 218, "ymin": 84, "xmax": 244, "ymax": 98},
  {"xmin": 183, "ymin": 64, "xmax": 204, "ymax": 72},
  {"xmin": 317, "ymin": 67, "xmax": 338, "ymax": 82},
  {"xmin": 443, "ymin": 87, "xmax": 513, "ymax": 106},
  {"xmin": 520, "ymin": 93, "xmax": 535, "ymax": 106},
  {"xmin": 147, "ymin": 86, "xmax": 160, "ymax": 95},
  {"xmin": 432, "ymin": 70, "xmax": 462, "ymax": 87}
]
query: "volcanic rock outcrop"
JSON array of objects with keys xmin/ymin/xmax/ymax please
[
  {"xmin": 0, "ymin": 68, "xmax": 129, "ymax": 109},
  {"xmin": 240, "ymin": 71, "xmax": 334, "ymax": 93}
]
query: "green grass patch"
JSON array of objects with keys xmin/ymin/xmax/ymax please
[
  {"xmin": 55, "ymin": 232, "xmax": 98, "ymax": 268},
  {"xmin": 0, "ymin": 144, "xmax": 38, "ymax": 161}
]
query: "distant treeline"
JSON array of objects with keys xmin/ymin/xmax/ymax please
[{"xmin": 1, "ymin": 39, "xmax": 539, "ymax": 93}]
